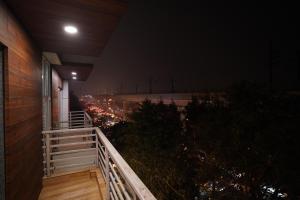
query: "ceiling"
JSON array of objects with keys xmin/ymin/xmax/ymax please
[
  {"xmin": 5, "ymin": 0, "xmax": 127, "ymax": 80},
  {"xmin": 5, "ymin": 0, "xmax": 127, "ymax": 56},
  {"xmin": 53, "ymin": 63, "xmax": 93, "ymax": 81}
]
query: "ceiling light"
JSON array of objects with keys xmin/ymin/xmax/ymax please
[
  {"xmin": 64, "ymin": 25, "xmax": 78, "ymax": 34},
  {"xmin": 72, "ymin": 77, "xmax": 77, "ymax": 80},
  {"xmin": 71, "ymin": 72, "xmax": 77, "ymax": 75}
]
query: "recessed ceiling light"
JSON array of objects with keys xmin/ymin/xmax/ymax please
[
  {"xmin": 64, "ymin": 25, "xmax": 78, "ymax": 34},
  {"xmin": 72, "ymin": 77, "xmax": 77, "ymax": 80},
  {"xmin": 71, "ymin": 72, "xmax": 77, "ymax": 75}
]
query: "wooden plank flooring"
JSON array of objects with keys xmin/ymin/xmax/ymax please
[{"xmin": 39, "ymin": 170, "xmax": 103, "ymax": 200}]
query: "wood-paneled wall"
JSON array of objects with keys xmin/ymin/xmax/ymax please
[
  {"xmin": 0, "ymin": 2, "xmax": 43, "ymax": 200},
  {"xmin": 51, "ymin": 68, "xmax": 62, "ymax": 127},
  {"xmin": 0, "ymin": 44, "xmax": 5, "ymax": 200}
]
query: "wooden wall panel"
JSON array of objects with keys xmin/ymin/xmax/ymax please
[
  {"xmin": 0, "ymin": 44, "xmax": 5, "ymax": 200},
  {"xmin": 51, "ymin": 69, "xmax": 62, "ymax": 127},
  {"xmin": 0, "ymin": 2, "xmax": 43, "ymax": 200}
]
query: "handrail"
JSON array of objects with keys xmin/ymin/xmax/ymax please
[
  {"xmin": 52, "ymin": 111, "xmax": 93, "ymax": 130},
  {"xmin": 95, "ymin": 127, "xmax": 156, "ymax": 200},
  {"xmin": 84, "ymin": 111, "xmax": 93, "ymax": 122},
  {"xmin": 42, "ymin": 127, "xmax": 156, "ymax": 200},
  {"xmin": 43, "ymin": 127, "xmax": 93, "ymax": 134}
]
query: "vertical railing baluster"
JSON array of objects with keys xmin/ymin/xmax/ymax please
[
  {"xmin": 46, "ymin": 133, "xmax": 51, "ymax": 176},
  {"xmin": 43, "ymin": 135, "xmax": 47, "ymax": 177},
  {"xmin": 105, "ymin": 147, "xmax": 110, "ymax": 200},
  {"xmin": 95, "ymin": 130, "xmax": 99, "ymax": 166},
  {"xmin": 83, "ymin": 112, "xmax": 88, "ymax": 128},
  {"xmin": 95, "ymin": 127, "xmax": 156, "ymax": 200},
  {"xmin": 69, "ymin": 112, "xmax": 72, "ymax": 129}
]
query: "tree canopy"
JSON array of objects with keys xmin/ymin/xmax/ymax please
[{"xmin": 105, "ymin": 82, "xmax": 300, "ymax": 199}]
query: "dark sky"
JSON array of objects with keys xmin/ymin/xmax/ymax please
[{"xmin": 70, "ymin": 0, "xmax": 300, "ymax": 95}]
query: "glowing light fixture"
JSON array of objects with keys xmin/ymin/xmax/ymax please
[
  {"xmin": 64, "ymin": 25, "xmax": 78, "ymax": 34},
  {"xmin": 72, "ymin": 76, "xmax": 77, "ymax": 80},
  {"xmin": 71, "ymin": 72, "xmax": 77, "ymax": 75}
]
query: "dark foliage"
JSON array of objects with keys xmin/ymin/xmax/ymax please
[{"xmin": 107, "ymin": 82, "xmax": 300, "ymax": 200}]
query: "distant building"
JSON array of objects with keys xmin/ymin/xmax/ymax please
[{"xmin": 114, "ymin": 92, "xmax": 226, "ymax": 111}]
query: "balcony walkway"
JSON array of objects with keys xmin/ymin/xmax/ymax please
[
  {"xmin": 39, "ymin": 169, "xmax": 105, "ymax": 200},
  {"xmin": 40, "ymin": 111, "xmax": 156, "ymax": 200}
]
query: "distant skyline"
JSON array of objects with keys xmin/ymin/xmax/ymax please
[{"xmin": 69, "ymin": 0, "xmax": 300, "ymax": 95}]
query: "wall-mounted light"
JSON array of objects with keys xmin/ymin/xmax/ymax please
[
  {"xmin": 71, "ymin": 72, "xmax": 77, "ymax": 75},
  {"xmin": 72, "ymin": 77, "xmax": 77, "ymax": 80},
  {"xmin": 64, "ymin": 25, "xmax": 78, "ymax": 34}
]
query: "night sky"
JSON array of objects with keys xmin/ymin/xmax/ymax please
[{"xmin": 69, "ymin": 0, "xmax": 300, "ymax": 95}]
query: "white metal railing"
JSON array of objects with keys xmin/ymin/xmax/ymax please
[
  {"xmin": 53, "ymin": 111, "xmax": 93, "ymax": 129},
  {"xmin": 42, "ymin": 127, "xmax": 156, "ymax": 200}
]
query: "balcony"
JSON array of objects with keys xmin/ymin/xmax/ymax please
[
  {"xmin": 1, "ymin": 1, "xmax": 136, "ymax": 199},
  {"xmin": 53, "ymin": 111, "xmax": 93, "ymax": 130},
  {"xmin": 40, "ymin": 112, "xmax": 156, "ymax": 200}
]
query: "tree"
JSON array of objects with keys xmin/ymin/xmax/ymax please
[
  {"xmin": 183, "ymin": 81, "xmax": 300, "ymax": 199},
  {"xmin": 108, "ymin": 100, "xmax": 186, "ymax": 199},
  {"xmin": 106, "ymin": 82, "xmax": 300, "ymax": 199}
]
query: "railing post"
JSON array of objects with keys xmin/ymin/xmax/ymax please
[
  {"xmin": 84, "ymin": 112, "xmax": 87, "ymax": 128},
  {"xmin": 95, "ymin": 130, "xmax": 99, "ymax": 167},
  {"xmin": 46, "ymin": 133, "xmax": 51, "ymax": 176},
  {"xmin": 105, "ymin": 147, "xmax": 110, "ymax": 200},
  {"xmin": 69, "ymin": 112, "xmax": 72, "ymax": 129}
]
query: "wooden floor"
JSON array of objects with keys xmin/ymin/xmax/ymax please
[{"xmin": 39, "ymin": 170, "xmax": 104, "ymax": 200}]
